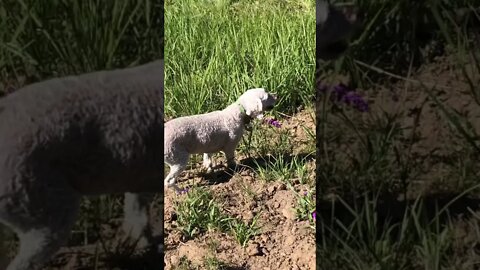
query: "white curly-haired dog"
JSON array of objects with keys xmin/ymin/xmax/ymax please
[{"xmin": 164, "ymin": 88, "xmax": 276, "ymax": 192}]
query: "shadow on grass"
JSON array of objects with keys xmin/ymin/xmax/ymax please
[{"xmin": 198, "ymin": 152, "xmax": 315, "ymax": 186}]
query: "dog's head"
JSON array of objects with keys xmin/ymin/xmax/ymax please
[
  {"xmin": 238, "ymin": 88, "xmax": 277, "ymax": 119},
  {"xmin": 316, "ymin": 1, "xmax": 361, "ymax": 61}
]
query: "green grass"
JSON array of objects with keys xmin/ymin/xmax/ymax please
[
  {"xmin": 318, "ymin": 188, "xmax": 480, "ymax": 270},
  {"xmin": 0, "ymin": 0, "xmax": 163, "ymax": 85},
  {"xmin": 239, "ymin": 122, "xmax": 294, "ymax": 157},
  {"xmin": 255, "ymin": 154, "xmax": 312, "ymax": 184},
  {"xmin": 174, "ymin": 187, "xmax": 231, "ymax": 238},
  {"xmin": 229, "ymin": 214, "xmax": 261, "ymax": 247},
  {"xmin": 164, "ymin": 0, "xmax": 315, "ymax": 117},
  {"xmin": 175, "ymin": 253, "xmax": 228, "ymax": 270},
  {"xmin": 204, "ymin": 256, "xmax": 227, "ymax": 270},
  {"xmin": 293, "ymin": 187, "xmax": 316, "ymax": 228},
  {"xmin": 173, "ymin": 186, "xmax": 261, "ymax": 247}
]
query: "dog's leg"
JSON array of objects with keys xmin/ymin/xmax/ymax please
[
  {"xmin": 164, "ymin": 164, "xmax": 186, "ymax": 192},
  {"xmin": 122, "ymin": 193, "xmax": 150, "ymax": 243},
  {"xmin": 223, "ymin": 146, "xmax": 237, "ymax": 172},
  {"xmin": 202, "ymin": 153, "xmax": 213, "ymax": 173},
  {"xmin": 8, "ymin": 228, "xmax": 71, "ymax": 270},
  {"xmin": 2, "ymin": 191, "xmax": 80, "ymax": 270},
  {"xmin": 164, "ymin": 155, "xmax": 188, "ymax": 192},
  {"xmin": 122, "ymin": 193, "xmax": 162, "ymax": 254}
]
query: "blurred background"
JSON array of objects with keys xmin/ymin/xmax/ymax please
[{"xmin": 317, "ymin": 0, "xmax": 480, "ymax": 269}]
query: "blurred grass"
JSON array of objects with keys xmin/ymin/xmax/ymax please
[
  {"xmin": 164, "ymin": 0, "xmax": 315, "ymax": 117},
  {"xmin": 323, "ymin": 0, "xmax": 478, "ymax": 88},
  {"xmin": 318, "ymin": 0, "xmax": 480, "ymax": 269},
  {"xmin": 0, "ymin": 0, "xmax": 163, "ymax": 93}
]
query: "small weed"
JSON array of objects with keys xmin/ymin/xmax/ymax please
[
  {"xmin": 239, "ymin": 180, "xmax": 257, "ymax": 202},
  {"xmin": 293, "ymin": 188, "xmax": 316, "ymax": 228},
  {"xmin": 293, "ymin": 157, "xmax": 312, "ymax": 185},
  {"xmin": 255, "ymin": 155, "xmax": 293, "ymax": 182},
  {"xmin": 301, "ymin": 123, "xmax": 316, "ymax": 154},
  {"xmin": 204, "ymin": 255, "xmax": 227, "ymax": 270},
  {"xmin": 239, "ymin": 119, "xmax": 293, "ymax": 157},
  {"xmin": 206, "ymin": 239, "xmax": 220, "ymax": 252},
  {"xmin": 255, "ymin": 155, "xmax": 309, "ymax": 184},
  {"xmin": 73, "ymin": 195, "xmax": 123, "ymax": 245},
  {"xmin": 174, "ymin": 187, "xmax": 231, "ymax": 238},
  {"xmin": 229, "ymin": 214, "xmax": 261, "ymax": 248},
  {"xmin": 177, "ymin": 255, "xmax": 196, "ymax": 270}
]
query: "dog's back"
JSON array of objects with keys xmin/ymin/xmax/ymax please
[
  {"xmin": 164, "ymin": 108, "xmax": 239, "ymax": 156},
  {"xmin": 0, "ymin": 60, "xmax": 164, "ymax": 196}
]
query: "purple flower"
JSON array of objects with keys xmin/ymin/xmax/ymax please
[
  {"xmin": 177, "ymin": 188, "xmax": 189, "ymax": 195},
  {"xmin": 264, "ymin": 118, "xmax": 281, "ymax": 128},
  {"xmin": 343, "ymin": 92, "xmax": 369, "ymax": 112},
  {"xmin": 319, "ymin": 83, "xmax": 369, "ymax": 112},
  {"xmin": 312, "ymin": 211, "xmax": 316, "ymax": 221},
  {"xmin": 330, "ymin": 83, "xmax": 353, "ymax": 102}
]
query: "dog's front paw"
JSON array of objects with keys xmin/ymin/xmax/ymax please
[{"xmin": 199, "ymin": 165, "xmax": 213, "ymax": 174}]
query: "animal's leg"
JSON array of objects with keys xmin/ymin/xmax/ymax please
[
  {"xmin": 164, "ymin": 154, "xmax": 188, "ymax": 192},
  {"xmin": 223, "ymin": 146, "xmax": 237, "ymax": 172},
  {"xmin": 122, "ymin": 193, "xmax": 161, "ymax": 250},
  {"xmin": 202, "ymin": 153, "xmax": 213, "ymax": 173},
  {"xmin": 122, "ymin": 193, "xmax": 150, "ymax": 240},
  {"xmin": 8, "ymin": 228, "xmax": 70, "ymax": 270},
  {"xmin": 1, "ymin": 192, "xmax": 80, "ymax": 270}
]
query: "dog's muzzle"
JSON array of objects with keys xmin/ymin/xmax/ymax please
[
  {"xmin": 265, "ymin": 93, "xmax": 277, "ymax": 111},
  {"xmin": 265, "ymin": 104, "xmax": 275, "ymax": 111}
]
